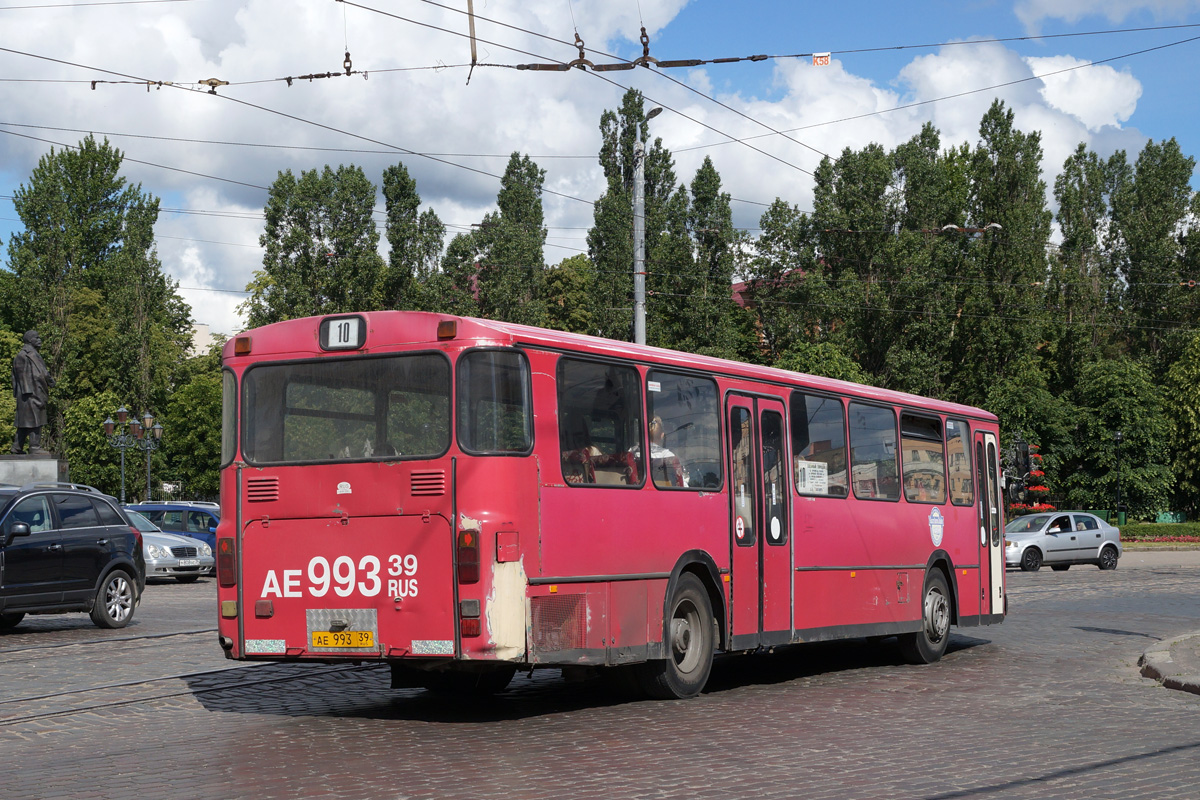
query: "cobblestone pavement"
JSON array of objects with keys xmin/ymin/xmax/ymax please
[{"xmin": 3, "ymin": 555, "xmax": 1199, "ymax": 800}]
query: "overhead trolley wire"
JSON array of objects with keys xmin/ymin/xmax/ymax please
[{"xmin": 339, "ymin": 0, "xmax": 817, "ymax": 177}]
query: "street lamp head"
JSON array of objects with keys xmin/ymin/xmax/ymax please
[
  {"xmin": 152, "ymin": 423, "xmax": 164, "ymax": 440},
  {"xmin": 130, "ymin": 420, "xmax": 143, "ymax": 439},
  {"xmin": 646, "ymin": 106, "xmax": 663, "ymax": 121},
  {"xmin": 103, "ymin": 417, "xmax": 115, "ymax": 436},
  {"xmin": 142, "ymin": 411, "xmax": 154, "ymax": 429},
  {"xmin": 984, "ymin": 222, "xmax": 1003, "ymax": 232},
  {"xmin": 116, "ymin": 406, "xmax": 128, "ymax": 424},
  {"xmin": 1114, "ymin": 431, "xmax": 1123, "ymax": 444}
]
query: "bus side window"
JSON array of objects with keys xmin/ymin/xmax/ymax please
[
  {"xmin": 557, "ymin": 359, "xmax": 644, "ymax": 487},
  {"xmin": 848, "ymin": 403, "xmax": 900, "ymax": 501},
  {"xmin": 645, "ymin": 371, "xmax": 721, "ymax": 490},
  {"xmin": 791, "ymin": 393, "xmax": 848, "ymax": 498}
]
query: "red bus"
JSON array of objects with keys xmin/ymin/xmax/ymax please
[{"xmin": 216, "ymin": 312, "xmax": 1005, "ymax": 699}]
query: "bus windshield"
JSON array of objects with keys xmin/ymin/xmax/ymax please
[{"xmin": 242, "ymin": 353, "xmax": 451, "ymax": 464}]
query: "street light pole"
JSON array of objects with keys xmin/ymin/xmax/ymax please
[
  {"xmin": 633, "ymin": 106, "xmax": 662, "ymax": 346},
  {"xmin": 103, "ymin": 407, "xmax": 164, "ymax": 504}
]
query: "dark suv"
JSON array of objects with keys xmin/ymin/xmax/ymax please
[{"xmin": 0, "ymin": 483, "xmax": 146, "ymax": 630}]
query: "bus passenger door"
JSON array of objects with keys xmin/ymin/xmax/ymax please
[
  {"xmin": 727, "ymin": 395, "xmax": 792, "ymax": 650},
  {"xmin": 974, "ymin": 432, "xmax": 1004, "ymax": 617}
]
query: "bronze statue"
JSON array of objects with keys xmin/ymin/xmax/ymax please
[{"xmin": 11, "ymin": 330, "xmax": 54, "ymax": 455}]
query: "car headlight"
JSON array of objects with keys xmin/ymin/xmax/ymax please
[
  {"xmin": 147, "ymin": 544, "xmax": 169, "ymax": 559},
  {"xmin": 200, "ymin": 543, "xmax": 212, "ymax": 557}
]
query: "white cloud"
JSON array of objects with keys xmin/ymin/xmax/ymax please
[
  {"xmin": 0, "ymin": 2, "xmax": 1165, "ymax": 336},
  {"xmin": 1025, "ymin": 55, "xmax": 1142, "ymax": 131}
]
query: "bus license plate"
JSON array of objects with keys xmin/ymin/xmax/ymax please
[
  {"xmin": 177, "ymin": 559, "xmax": 199, "ymax": 567},
  {"xmin": 311, "ymin": 631, "xmax": 374, "ymax": 649}
]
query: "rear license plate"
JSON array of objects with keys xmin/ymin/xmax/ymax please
[
  {"xmin": 311, "ymin": 631, "xmax": 374, "ymax": 649},
  {"xmin": 177, "ymin": 559, "xmax": 200, "ymax": 567}
]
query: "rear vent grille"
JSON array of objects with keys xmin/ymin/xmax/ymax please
[
  {"xmin": 410, "ymin": 470, "xmax": 446, "ymax": 496},
  {"xmin": 531, "ymin": 594, "xmax": 586, "ymax": 655},
  {"xmin": 246, "ymin": 476, "xmax": 280, "ymax": 502}
]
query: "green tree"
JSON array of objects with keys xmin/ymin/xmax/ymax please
[
  {"xmin": 1164, "ymin": 332, "xmax": 1200, "ymax": 515},
  {"xmin": 588, "ymin": 89, "xmax": 680, "ymax": 341},
  {"xmin": 5, "ymin": 135, "xmax": 191, "ymax": 454},
  {"xmin": 162, "ymin": 344, "xmax": 224, "ymax": 500},
  {"xmin": 381, "ymin": 162, "xmax": 445, "ymax": 310},
  {"xmin": 949, "ymin": 100, "xmax": 1053, "ymax": 406},
  {"xmin": 242, "ymin": 164, "xmax": 385, "ymax": 327},
  {"xmin": 473, "ymin": 153, "xmax": 548, "ymax": 326},
  {"xmin": 1058, "ymin": 358, "xmax": 1172, "ymax": 518},
  {"xmin": 1047, "ymin": 143, "xmax": 1123, "ymax": 391},
  {"xmin": 1108, "ymin": 139, "xmax": 1197, "ymax": 372},
  {"xmin": 543, "ymin": 254, "xmax": 595, "ymax": 333}
]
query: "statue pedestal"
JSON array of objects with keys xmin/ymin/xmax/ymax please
[{"xmin": 0, "ymin": 454, "xmax": 68, "ymax": 487}]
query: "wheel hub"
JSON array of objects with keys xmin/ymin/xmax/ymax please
[{"xmin": 925, "ymin": 588, "xmax": 949, "ymax": 643}]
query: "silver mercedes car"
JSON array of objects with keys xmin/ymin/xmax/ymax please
[
  {"xmin": 126, "ymin": 508, "xmax": 214, "ymax": 583},
  {"xmin": 1004, "ymin": 512, "xmax": 1121, "ymax": 572}
]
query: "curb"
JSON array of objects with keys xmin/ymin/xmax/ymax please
[{"xmin": 1139, "ymin": 633, "xmax": 1200, "ymax": 696}]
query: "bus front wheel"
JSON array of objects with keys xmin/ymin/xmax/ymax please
[
  {"xmin": 899, "ymin": 570, "xmax": 951, "ymax": 665},
  {"xmin": 637, "ymin": 573, "xmax": 715, "ymax": 699}
]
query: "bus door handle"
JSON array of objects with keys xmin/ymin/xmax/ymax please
[{"xmin": 96, "ymin": 538, "xmax": 109, "ymax": 545}]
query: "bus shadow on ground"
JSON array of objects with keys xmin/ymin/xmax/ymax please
[{"xmin": 186, "ymin": 633, "xmax": 991, "ymax": 722}]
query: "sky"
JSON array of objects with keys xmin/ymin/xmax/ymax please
[{"xmin": 2, "ymin": 0, "xmax": 1199, "ymax": 337}]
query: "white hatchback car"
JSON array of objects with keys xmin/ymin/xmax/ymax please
[{"xmin": 1004, "ymin": 512, "xmax": 1122, "ymax": 572}]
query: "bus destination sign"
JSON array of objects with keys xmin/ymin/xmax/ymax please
[{"xmin": 319, "ymin": 315, "xmax": 367, "ymax": 351}]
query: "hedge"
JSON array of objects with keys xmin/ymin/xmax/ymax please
[{"xmin": 1118, "ymin": 522, "xmax": 1200, "ymax": 542}]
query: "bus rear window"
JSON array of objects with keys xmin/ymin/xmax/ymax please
[
  {"xmin": 242, "ymin": 354, "xmax": 450, "ymax": 464},
  {"xmin": 457, "ymin": 350, "xmax": 533, "ymax": 454}
]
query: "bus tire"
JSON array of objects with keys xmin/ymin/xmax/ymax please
[
  {"xmin": 637, "ymin": 573, "xmax": 714, "ymax": 699},
  {"xmin": 899, "ymin": 569, "xmax": 951, "ymax": 665},
  {"xmin": 90, "ymin": 569, "xmax": 137, "ymax": 629}
]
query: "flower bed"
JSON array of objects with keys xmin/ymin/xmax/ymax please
[{"xmin": 1118, "ymin": 522, "xmax": 1200, "ymax": 543}]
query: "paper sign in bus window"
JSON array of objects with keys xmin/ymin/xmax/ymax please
[{"xmin": 796, "ymin": 459, "xmax": 829, "ymax": 495}]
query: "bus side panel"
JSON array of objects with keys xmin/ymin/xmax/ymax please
[
  {"xmin": 537, "ymin": 488, "xmax": 727, "ymax": 580},
  {"xmin": 794, "ymin": 496, "xmax": 900, "ymax": 630},
  {"xmin": 607, "ymin": 580, "xmax": 648, "ymax": 663}
]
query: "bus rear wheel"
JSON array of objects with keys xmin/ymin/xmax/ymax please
[
  {"xmin": 899, "ymin": 570, "xmax": 951, "ymax": 665},
  {"xmin": 637, "ymin": 573, "xmax": 714, "ymax": 699}
]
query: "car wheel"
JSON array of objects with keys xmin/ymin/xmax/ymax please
[
  {"xmin": 175, "ymin": 575, "xmax": 200, "ymax": 584},
  {"xmin": 91, "ymin": 570, "xmax": 136, "ymax": 629},
  {"xmin": 0, "ymin": 613, "xmax": 25, "ymax": 630},
  {"xmin": 1020, "ymin": 548, "xmax": 1043, "ymax": 572},
  {"xmin": 1097, "ymin": 546, "xmax": 1119, "ymax": 571},
  {"xmin": 636, "ymin": 572, "xmax": 715, "ymax": 699},
  {"xmin": 1051, "ymin": 565, "xmax": 1070, "ymax": 572},
  {"xmin": 899, "ymin": 569, "xmax": 952, "ymax": 664}
]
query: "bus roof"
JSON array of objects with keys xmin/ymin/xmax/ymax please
[{"xmin": 226, "ymin": 310, "xmax": 997, "ymax": 423}]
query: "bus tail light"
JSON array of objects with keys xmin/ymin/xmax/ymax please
[
  {"xmin": 459, "ymin": 599, "xmax": 481, "ymax": 637},
  {"xmin": 217, "ymin": 537, "xmax": 237, "ymax": 587},
  {"xmin": 457, "ymin": 529, "xmax": 479, "ymax": 583},
  {"xmin": 437, "ymin": 320, "xmax": 457, "ymax": 339},
  {"xmin": 234, "ymin": 335, "xmax": 252, "ymax": 355}
]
